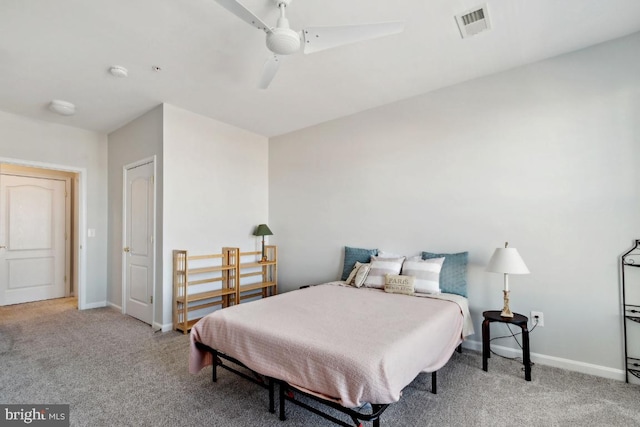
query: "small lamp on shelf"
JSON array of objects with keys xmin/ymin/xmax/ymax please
[
  {"xmin": 253, "ymin": 224, "xmax": 273, "ymax": 262},
  {"xmin": 486, "ymin": 242, "xmax": 530, "ymax": 318}
]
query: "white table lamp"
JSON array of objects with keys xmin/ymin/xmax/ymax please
[{"xmin": 486, "ymin": 242, "xmax": 530, "ymax": 318}]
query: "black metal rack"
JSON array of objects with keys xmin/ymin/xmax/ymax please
[{"xmin": 621, "ymin": 239, "xmax": 640, "ymax": 382}]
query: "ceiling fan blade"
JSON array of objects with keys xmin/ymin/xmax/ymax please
[
  {"xmin": 258, "ymin": 55, "xmax": 281, "ymax": 89},
  {"xmin": 214, "ymin": 0, "xmax": 272, "ymax": 33},
  {"xmin": 302, "ymin": 21, "xmax": 404, "ymax": 54}
]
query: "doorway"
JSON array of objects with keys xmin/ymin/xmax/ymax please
[
  {"xmin": 0, "ymin": 166, "xmax": 75, "ymax": 306},
  {"xmin": 0, "ymin": 159, "xmax": 86, "ymax": 309}
]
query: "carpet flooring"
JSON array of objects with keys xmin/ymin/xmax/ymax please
[{"xmin": 1, "ymin": 297, "xmax": 639, "ymax": 426}]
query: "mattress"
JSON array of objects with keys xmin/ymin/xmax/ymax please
[{"xmin": 190, "ymin": 283, "xmax": 469, "ymax": 408}]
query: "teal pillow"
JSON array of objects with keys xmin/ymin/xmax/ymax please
[
  {"xmin": 341, "ymin": 246, "xmax": 378, "ymax": 281},
  {"xmin": 422, "ymin": 251, "xmax": 468, "ymax": 297}
]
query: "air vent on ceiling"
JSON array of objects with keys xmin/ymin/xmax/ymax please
[{"xmin": 455, "ymin": 4, "xmax": 491, "ymax": 39}]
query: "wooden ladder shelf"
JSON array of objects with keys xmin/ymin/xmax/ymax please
[{"xmin": 172, "ymin": 245, "xmax": 277, "ymax": 333}]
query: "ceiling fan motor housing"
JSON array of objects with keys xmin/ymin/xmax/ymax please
[{"xmin": 266, "ymin": 16, "xmax": 301, "ymax": 55}]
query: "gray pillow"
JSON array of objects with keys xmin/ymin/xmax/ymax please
[
  {"xmin": 341, "ymin": 246, "xmax": 378, "ymax": 280},
  {"xmin": 422, "ymin": 251, "xmax": 468, "ymax": 297}
]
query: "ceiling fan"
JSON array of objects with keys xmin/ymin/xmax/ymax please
[{"xmin": 213, "ymin": 0, "xmax": 405, "ymax": 89}]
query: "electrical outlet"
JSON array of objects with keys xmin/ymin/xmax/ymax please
[{"xmin": 531, "ymin": 311, "xmax": 544, "ymax": 327}]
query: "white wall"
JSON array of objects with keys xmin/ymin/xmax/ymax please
[
  {"xmin": 161, "ymin": 104, "xmax": 269, "ymax": 329},
  {"xmin": 269, "ymin": 33, "xmax": 640, "ymax": 376},
  {"xmin": 0, "ymin": 110, "xmax": 108, "ymax": 307},
  {"xmin": 107, "ymin": 105, "xmax": 164, "ymax": 326}
]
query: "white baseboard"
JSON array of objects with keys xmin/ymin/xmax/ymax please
[
  {"xmin": 155, "ymin": 322, "xmax": 174, "ymax": 333},
  {"xmin": 106, "ymin": 301, "xmax": 122, "ymax": 311},
  {"xmin": 463, "ymin": 339, "xmax": 625, "ymax": 382},
  {"xmin": 81, "ymin": 301, "xmax": 107, "ymax": 310}
]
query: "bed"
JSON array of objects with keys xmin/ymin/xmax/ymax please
[{"xmin": 189, "ymin": 282, "xmax": 473, "ymax": 426}]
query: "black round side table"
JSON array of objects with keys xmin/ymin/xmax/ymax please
[{"xmin": 482, "ymin": 310, "xmax": 531, "ymax": 381}]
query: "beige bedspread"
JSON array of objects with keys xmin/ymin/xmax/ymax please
[{"xmin": 190, "ymin": 283, "xmax": 466, "ymax": 407}]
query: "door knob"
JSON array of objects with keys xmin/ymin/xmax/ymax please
[
  {"xmin": 0, "ymin": 245, "xmax": 5, "ymax": 249},
  {"xmin": 123, "ymin": 247, "xmax": 130, "ymax": 253}
]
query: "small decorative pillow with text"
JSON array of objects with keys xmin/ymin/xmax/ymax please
[
  {"xmin": 384, "ymin": 274, "xmax": 415, "ymax": 295},
  {"xmin": 363, "ymin": 256, "xmax": 405, "ymax": 289},
  {"xmin": 401, "ymin": 256, "xmax": 445, "ymax": 294}
]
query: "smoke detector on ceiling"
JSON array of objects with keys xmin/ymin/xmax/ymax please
[
  {"xmin": 48, "ymin": 100, "xmax": 76, "ymax": 116},
  {"xmin": 455, "ymin": 4, "xmax": 491, "ymax": 39},
  {"xmin": 109, "ymin": 65, "xmax": 128, "ymax": 78}
]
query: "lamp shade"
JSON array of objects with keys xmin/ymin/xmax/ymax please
[
  {"xmin": 486, "ymin": 247, "xmax": 530, "ymax": 274},
  {"xmin": 253, "ymin": 224, "xmax": 273, "ymax": 237}
]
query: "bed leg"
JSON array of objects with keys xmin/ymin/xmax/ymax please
[
  {"xmin": 268, "ymin": 378, "xmax": 275, "ymax": 414},
  {"xmin": 372, "ymin": 404, "xmax": 384, "ymax": 427},
  {"xmin": 431, "ymin": 371, "xmax": 437, "ymax": 394},
  {"xmin": 279, "ymin": 381, "xmax": 287, "ymax": 421},
  {"xmin": 212, "ymin": 350, "xmax": 218, "ymax": 382},
  {"xmin": 457, "ymin": 344, "xmax": 462, "ymax": 353}
]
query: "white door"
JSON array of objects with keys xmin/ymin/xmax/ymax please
[
  {"xmin": 123, "ymin": 161, "xmax": 154, "ymax": 325},
  {"xmin": 0, "ymin": 175, "xmax": 66, "ymax": 305}
]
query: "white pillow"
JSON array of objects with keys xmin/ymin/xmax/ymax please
[
  {"xmin": 353, "ymin": 263, "xmax": 371, "ymax": 288},
  {"xmin": 345, "ymin": 261, "xmax": 371, "ymax": 287},
  {"xmin": 345, "ymin": 261, "xmax": 363, "ymax": 285},
  {"xmin": 364, "ymin": 256, "xmax": 405, "ymax": 289},
  {"xmin": 401, "ymin": 257, "xmax": 445, "ymax": 294}
]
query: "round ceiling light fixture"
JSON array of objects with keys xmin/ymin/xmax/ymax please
[
  {"xmin": 109, "ymin": 65, "xmax": 128, "ymax": 78},
  {"xmin": 48, "ymin": 100, "xmax": 76, "ymax": 116}
]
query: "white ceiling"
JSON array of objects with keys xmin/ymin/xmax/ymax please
[{"xmin": 1, "ymin": 0, "xmax": 639, "ymax": 137}]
